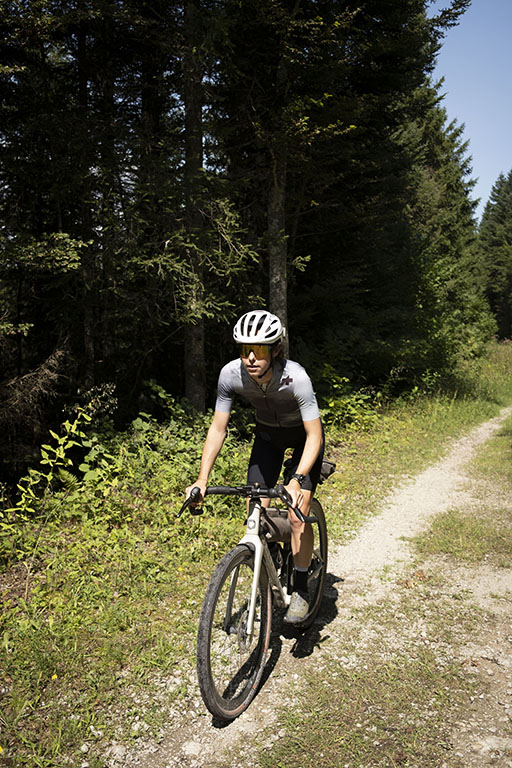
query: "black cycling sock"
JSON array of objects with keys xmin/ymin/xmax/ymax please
[{"xmin": 294, "ymin": 567, "xmax": 308, "ymax": 595}]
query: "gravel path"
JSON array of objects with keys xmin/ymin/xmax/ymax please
[
  {"xmin": 107, "ymin": 406, "xmax": 512, "ymax": 768},
  {"xmin": 331, "ymin": 407, "xmax": 512, "ymax": 586}
]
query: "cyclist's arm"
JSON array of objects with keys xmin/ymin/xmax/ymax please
[
  {"xmin": 186, "ymin": 410, "xmax": 230, "ymax": 501},
  {"xmin": 295, "ymin": 417, "xmax": 323, "ymax": 478},
  {"xmin": 285, "ymin": 417, "xmax": 323, "ymax": 506}
]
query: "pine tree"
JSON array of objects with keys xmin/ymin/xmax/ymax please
[{"xmin": 478, "ymin": 170, "xmax": 512, "ymax": 338}]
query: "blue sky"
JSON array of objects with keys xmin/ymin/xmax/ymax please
[{"xmin": 429, "ymin": 0, "xmax": 512, "ymax": 220}]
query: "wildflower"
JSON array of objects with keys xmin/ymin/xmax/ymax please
[{"xmin": 52, "ymin": 673, "xmax": 58, "ymax": 680}]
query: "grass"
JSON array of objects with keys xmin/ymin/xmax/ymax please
[
  {"xmin": 2, "ymin": 341, "xmax": 512, "ymax": 765},
  {"xmin": 414, "ymin": 508, "xmax": 512, "ymax": 565},
  {"xmin": 322, "ymin": 366, "xmax": 512, "ymax": 543},
  {"xmin": 0, "ymin": 512, "xmax": 240, "ymax": 766},
  {"xmin": 256, "ymin": 573, "xmax": 481, "ymax": 768},
  {"xmin": 470, "ymin": 416, "xmax": 512, "ymax": 488},
  {"xmin": 248, "ymin": 343, "xmax": 512, "ymax": 768},
  {"xmin": 413, "ymin": 412, "xmax": 512, "ymax": 567},
  {"xmin": 261, "ymin": 658, "xmax": 464, "ymax": 767}
]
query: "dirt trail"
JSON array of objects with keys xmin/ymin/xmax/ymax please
[{"xmin": 108, "ymin": 407, "xmax": 512, "ymax": 768}]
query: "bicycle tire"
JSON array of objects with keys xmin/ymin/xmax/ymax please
[
  {"xmin": 293, "ymin": 497, "xmax": 328, "ymax": 629},
  {"xmin": 196, "ymin": 544, "xmax": 272, "ymax": 720}
]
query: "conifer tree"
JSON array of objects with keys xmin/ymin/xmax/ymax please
[
  {"xmin": 478, "ymin": 170, "xmax": 512, "ymax": 338},
  {"xmin": 0, "ymin": 0, "xmax": 497, "ymax": 481}
]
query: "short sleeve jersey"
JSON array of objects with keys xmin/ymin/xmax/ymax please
[{"xmin": 215, "ymin": 358, "xmax": 320, "ymax": 428}]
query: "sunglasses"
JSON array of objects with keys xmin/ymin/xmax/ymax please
[{"xmin": 239, "ymin": 343, "xmax": 271, "ymax": 358}]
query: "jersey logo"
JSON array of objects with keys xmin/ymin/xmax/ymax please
[{"xmin": 281, "ymin": 375, "xmax": 293, "ymax": 386}]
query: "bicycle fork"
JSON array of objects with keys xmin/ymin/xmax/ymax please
[{"xmin": 228, "ymin": 499, "xmax": 290, "ymax": 639}]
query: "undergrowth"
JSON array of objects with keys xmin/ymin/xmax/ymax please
[{"xmin": 1, "ymin": 341, "xmax": 512, "ymax": 765}]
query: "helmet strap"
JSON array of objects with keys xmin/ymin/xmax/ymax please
[
  {"xmin": 257, "ymin": 361, "xmax": 273, "ymax": 379},
  {"xmin": 257, "ymin": 342, "xmax": 279, "ymax": 379}
]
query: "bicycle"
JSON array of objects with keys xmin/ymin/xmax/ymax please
[{"xmin": 177, "ymin": 459, "xmax": 334, "ymax": 721}]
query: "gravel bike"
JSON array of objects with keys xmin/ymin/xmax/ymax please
[{"xmin": 177, "ymin": 459, "xmax": 334, "ymax": 721}]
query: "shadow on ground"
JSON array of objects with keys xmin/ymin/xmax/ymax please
[{"xmin": 211, "ymin": 571, "xmax": 343, "ymax": 728}]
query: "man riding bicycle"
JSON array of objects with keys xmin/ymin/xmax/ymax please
[{"xmin": 186, "ymin": 309, "xmax": 324, "ymax": 624}]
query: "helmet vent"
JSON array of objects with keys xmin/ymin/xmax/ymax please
[{"xmin": 233, "ymin": 310, "xmax": 284, "ymax": 345}]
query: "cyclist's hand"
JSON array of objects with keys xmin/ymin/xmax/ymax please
[
  {"xmin": 284, "ymin": 481, "xmax": 304, "ymax": 513},
  {"xmin": 186, "ymin": 480, "xmax": 207, "ymax": 506}
]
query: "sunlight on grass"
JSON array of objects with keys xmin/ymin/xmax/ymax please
[
  {"xmin": 412, "ymin": 402, "xmax": 512, "ymax": 567},
  {"xmin": 469, "ymin": 416, "xmax": 512, "ymax": 489},
  {"xmin": 2, "ymin": 341, "xmax": 512, "ymax": 764},
  {"xmin": 256, "ymin": 576, "xmax": 479, "ymax": 768},
  {"xmin": 414, "ymin": 508, "xmax": 512, "ymax": 564}
]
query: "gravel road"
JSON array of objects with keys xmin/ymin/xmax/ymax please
[{"xmin": 104, "ymin": 406, "xmax": 512, "ymax": 768}]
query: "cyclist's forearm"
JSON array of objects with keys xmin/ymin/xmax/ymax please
[
  {"xmin": 295, "ymin": 419, "xmax": 323, "ymax": 476},
  {"xmin": 196, "ymin": 424, "xmax": 227, "ymax": 482},
  {"xmin": 296, "ymin": 434, "xmax": 323, "ymax": 476}
]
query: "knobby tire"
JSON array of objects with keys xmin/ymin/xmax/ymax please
[
  {"xmin": 196, "ymin": 544, "xmax": 272, "ymax": 721},
  {"xmin": 295, "ymin": 498, "xmax": 328, "ymax": 629}
]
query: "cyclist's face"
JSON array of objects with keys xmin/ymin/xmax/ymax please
[{"xmin": 239, "ymin": 343, "xmax": 272, "ymax": 378}]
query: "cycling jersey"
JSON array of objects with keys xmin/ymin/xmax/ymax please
[{"xmin": 215, "ymin": 358, "xmax": 321, "ymax": 428}]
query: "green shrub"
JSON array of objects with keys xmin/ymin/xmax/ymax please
[{"xmin": 318, "ymin": 363, "xmax": 380, "ymax": 431}]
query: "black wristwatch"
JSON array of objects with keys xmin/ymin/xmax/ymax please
[{"xmin": 291, "ymin": 473, "xmax": 306, "ymax": 487}]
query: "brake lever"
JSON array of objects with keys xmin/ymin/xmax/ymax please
[
  {"xmin": 176, "ymin": 486, "xmax": 203, "ymax": 518},
  {"xmin": 274, "ymin": 483, "xmax": 319, "ymax": 524}
]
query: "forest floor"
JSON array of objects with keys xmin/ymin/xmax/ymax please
[{"xmin": 102, "ymin": 408, "xmax": 512, "ymax": 768}]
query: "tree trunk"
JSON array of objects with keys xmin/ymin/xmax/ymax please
[
  {"xmin": 183, "ymin": 0, "xmax": 206, "ymax": 410},
  {"xmin": 268, "ymin": 48, "xmax": 289, "ymax": 354},
  {"xmin": 268, "ymin": 141, "xmax": 288, "ymax": 353},
  {"xmin": 77, "ymin": 19, "xmax": 95, "ymax": 389}
]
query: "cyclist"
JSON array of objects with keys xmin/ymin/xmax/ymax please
[{"xmin": 186, "ymin": 309, "xmax": 324, "ymax": 624}]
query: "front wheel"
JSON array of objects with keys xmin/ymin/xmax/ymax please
[{"xmin": 196, "ymin": 544, "xmax": 272, "ymax": 720}]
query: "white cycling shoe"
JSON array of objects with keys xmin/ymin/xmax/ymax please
[{"xmin": 283, "ymin": 591, "xmax": 309, "ymax": 624}]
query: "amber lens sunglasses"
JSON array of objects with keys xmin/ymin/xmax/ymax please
[{"xmin": 239, "ymin": 343, "xmax": 271, "ymax": 358}]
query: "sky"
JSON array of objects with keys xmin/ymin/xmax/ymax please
[{"xmin": 429, "ymin": 0, "xmax": 512, "ymax": 220}]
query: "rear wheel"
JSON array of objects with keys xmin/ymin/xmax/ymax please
[
  {"xmin": 196, "ymin": 545, "xmax": 272, "ymax": 720},
  {"xmin": 293, "ymin": 498, "xmax": 328, "ymax": 629}
]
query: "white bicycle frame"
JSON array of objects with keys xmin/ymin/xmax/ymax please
[{"xmin": 234, "ymin": 496, "xmax": 292, "ymax": 639}]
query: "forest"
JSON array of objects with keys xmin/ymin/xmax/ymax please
[
  {"xmin": 1, "ymin": 0, "xmax": 512, "ymax": 490},
  {"xmin": 5, "ymin": 3, "xmax": 512, "ymax": 762}
]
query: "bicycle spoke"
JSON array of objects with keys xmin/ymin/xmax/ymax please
[
  {"xmin": 197, "ymin": 545, "xmax": 272, "ymax": 720},
  {"xmin": 209, "ymin": 562, "xmax": 261, "ymax": 697}
]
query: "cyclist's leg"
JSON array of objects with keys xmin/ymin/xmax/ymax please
[
  {"xmin": 283, "ymin": 440, "xmax": 326, "ymax": 624},
  {"xmin": 246, "ymin": 428, "xmax": 284, "ymax": 513},
  {"xmin": 287, "ymin": 433, "xmax": 324, "ymax": 567},
  {"xmin": 289, "ymin": 488, "xmax": 314, "ymax": 566},
  {"xmin": 287, "ymin": 497, "xmax": 328, "ymax": 628},
  {"xmin": 247, "ymin": 424, "xmax": 324, "ymax": 567}
]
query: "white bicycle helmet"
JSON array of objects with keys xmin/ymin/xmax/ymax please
[{"xmin": 233, "ymin": 310, "xmax": 285, "ymax": 345}]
